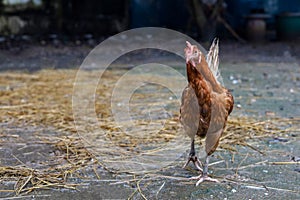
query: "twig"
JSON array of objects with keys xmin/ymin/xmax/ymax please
[
  {"xmin": 209, "ymin": 160, "xmax": 225, "ymax": 166},
  {"xmin": 236, "ymin": 160, "xmax": 268, "ymax": 170},
  {"xmin": 0, "ymin": 189, "xmax": 15, "ymax": 192},
  {"xmin": 231, "ymin": 152, "xmax": 235, "ymax": 163},
  {"xmin": 127, "ymin": 189, "xmax": 138, "ymax": 200},
  {"xmin": 147, "ymin": 174, "xmax": 191, "ymax": 182},
  {"xmin": 92, "ymin": 165, "xmax": 101, "ymax": 180},
  {"xmin": 16, "ymin": 174, "xmax": 32, "ymax": 194},
  {"xmin": 110, "ymin": 177, "xmax": 147, "ymax": 185},
  {"xmin": 128, "ymin": 175, "xmax": 148, "ymax": 200},
  {"xmin": 11, "ymin": 154, "xmax": 26, "ymax": 166},
  {"xmin": 0, "ymin": 194, "xmax": 51, "ymax": 199},
  {"xmin": 156, "ymin": 182, "xmax": 165, "ymax": 198},
  {"xmin": 269, "ymin": 161, "xmax": 300, "ymax": 165},
  {"xmin": 235, "ymin": 153, "xmax": 249, "ymax": 175},
  {"xmin": 136, "ymin": 177, "xmax": 147, "ymax": 200},
  {"xmin": 225, "ymin": 178, "xmax": 299, "ymax": 193},
  {"xmin": 239, "ymin": 142, "xmax": 266, "ymax": 155},
  {"xmin": 0, "ymin": 104, "xmax": 33, "ymax": 109}
]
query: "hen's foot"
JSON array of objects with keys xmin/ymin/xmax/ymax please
[
  {"xmin": 190, "ymin": 174, "xmax": 220, "ymax": 186},
  {"xmin": 182, "ymin": 155, "xmax": 203, "ymax": 171}
]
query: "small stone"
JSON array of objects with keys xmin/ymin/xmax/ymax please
[
  {"xmin": 265, "ymin": 111, "xmax": 275, "ymax": 116},
  {"xmin": 263, "ymin": 72, "xmax": 268, "ymax": 78},
  {"xmin": 232, "ymin": 79, "xmax": 240, "ymax": 84},
  {"xmin": 294, "ymin": 168, "xmax": 300, "ymax": 173},
  {"xmin": 253, "ymin": 92, "xmax": 262, "ymax": 97},
  {"xmin": 291, "ymin": 156, "xmax": 300, "ymax": 162},
  {"xmin": 279, "ymin": 106, "xmax": 284, "ymax": 111}
]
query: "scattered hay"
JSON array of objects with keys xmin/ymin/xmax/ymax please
[
  {"xmin": 0, "ymin": 165, "xmax": 79, "ymax": 195},
  {"xmin": 0, "ymin": 133, "xmax": 99, "ymax": 195},
  {"xmin": 0, "ymin": 69, "xmax": 299, "ymax": 195}
]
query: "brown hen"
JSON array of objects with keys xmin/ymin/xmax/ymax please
[{"xmin": 180, "ymin": 39, "xmax": 234, "ymax": 185}]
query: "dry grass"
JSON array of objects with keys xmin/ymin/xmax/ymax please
[{"xmin": 0, "ymin": 69, "xmax": 299, "ymax": 195}]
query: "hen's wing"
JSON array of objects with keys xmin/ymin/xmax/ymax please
[
  {"xmin": 205, "ymin": 91, "xmax": 234, "ymax": 155},
  {"xmin": 180, "ymin": 85, "xmax": 199, "ymax": 139},
  {"xmin": 180, "ymin": 82, "xmax": 212, "ymax": 139}
]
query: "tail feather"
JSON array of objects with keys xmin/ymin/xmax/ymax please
[{"xmin": 206, "ymin": 38, "xmax": 222, "ymax": 84}]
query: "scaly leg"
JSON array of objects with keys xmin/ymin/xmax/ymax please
[
  {"xmin": 183, "ymin": 139, "xmax": 202, "ymax": 171},
  {"xmin": 190, "ymin": 155, "xmax": 220, "ymax": 186}
]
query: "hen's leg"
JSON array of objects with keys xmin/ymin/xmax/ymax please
[
  {"xmin": 183, "ymin": 139, "xmax": 202, "ymax": 171},
  {"xmin": 190, "ymin": 155, "xmax": 220, "ymax": 185}
]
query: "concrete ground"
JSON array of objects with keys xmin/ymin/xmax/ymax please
[{"xmin": 0, "ymin": 38, "xmax": 299, "ymax": 199}]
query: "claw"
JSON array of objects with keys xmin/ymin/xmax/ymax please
[
  {"xmin": 190, "ymin": 174, "xmax": 220, "ymax": 186},
  {"xmin": 182, "ymin": 156, "xmax": 203, "ymax": 172}
]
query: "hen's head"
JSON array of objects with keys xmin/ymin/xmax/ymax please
[{"xmin": 185, "ymin": 41, "xmax": 202, "ymax": 67}]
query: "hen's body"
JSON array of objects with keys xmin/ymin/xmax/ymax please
[{"xmin": 180, "ymin": 40, "xmax": 234, "ymax": 185}]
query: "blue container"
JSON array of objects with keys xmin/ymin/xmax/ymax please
[
  {"xmin": 276, "ymin": 12, "xmax": 300, "ymax": 39},
  {"xmin": 225, "ymin": 0, "xmax": 300, "ymax": 28}
]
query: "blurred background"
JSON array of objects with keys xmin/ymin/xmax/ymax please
[{"xmin": 1, "ymin": 0, "xmax": 300, "ymax": 46}]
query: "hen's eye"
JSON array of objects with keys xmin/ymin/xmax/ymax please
[{"xmin": 194, "ymin": 50, "xmax": 198, "ymax": 54}]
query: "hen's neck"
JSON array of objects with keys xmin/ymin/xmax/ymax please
[{"xmin": 193, "ymin": 54, "xmax": 223, "ymax": 93}]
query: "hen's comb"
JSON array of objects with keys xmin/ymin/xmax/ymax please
[{"xmin": 186, "ymin": 41, "xmax": 192, "ymax": 48}]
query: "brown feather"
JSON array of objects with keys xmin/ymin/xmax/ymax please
[{"xmin": 180, "ymin": 40, "xmax": 234, "ymax": 155}]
